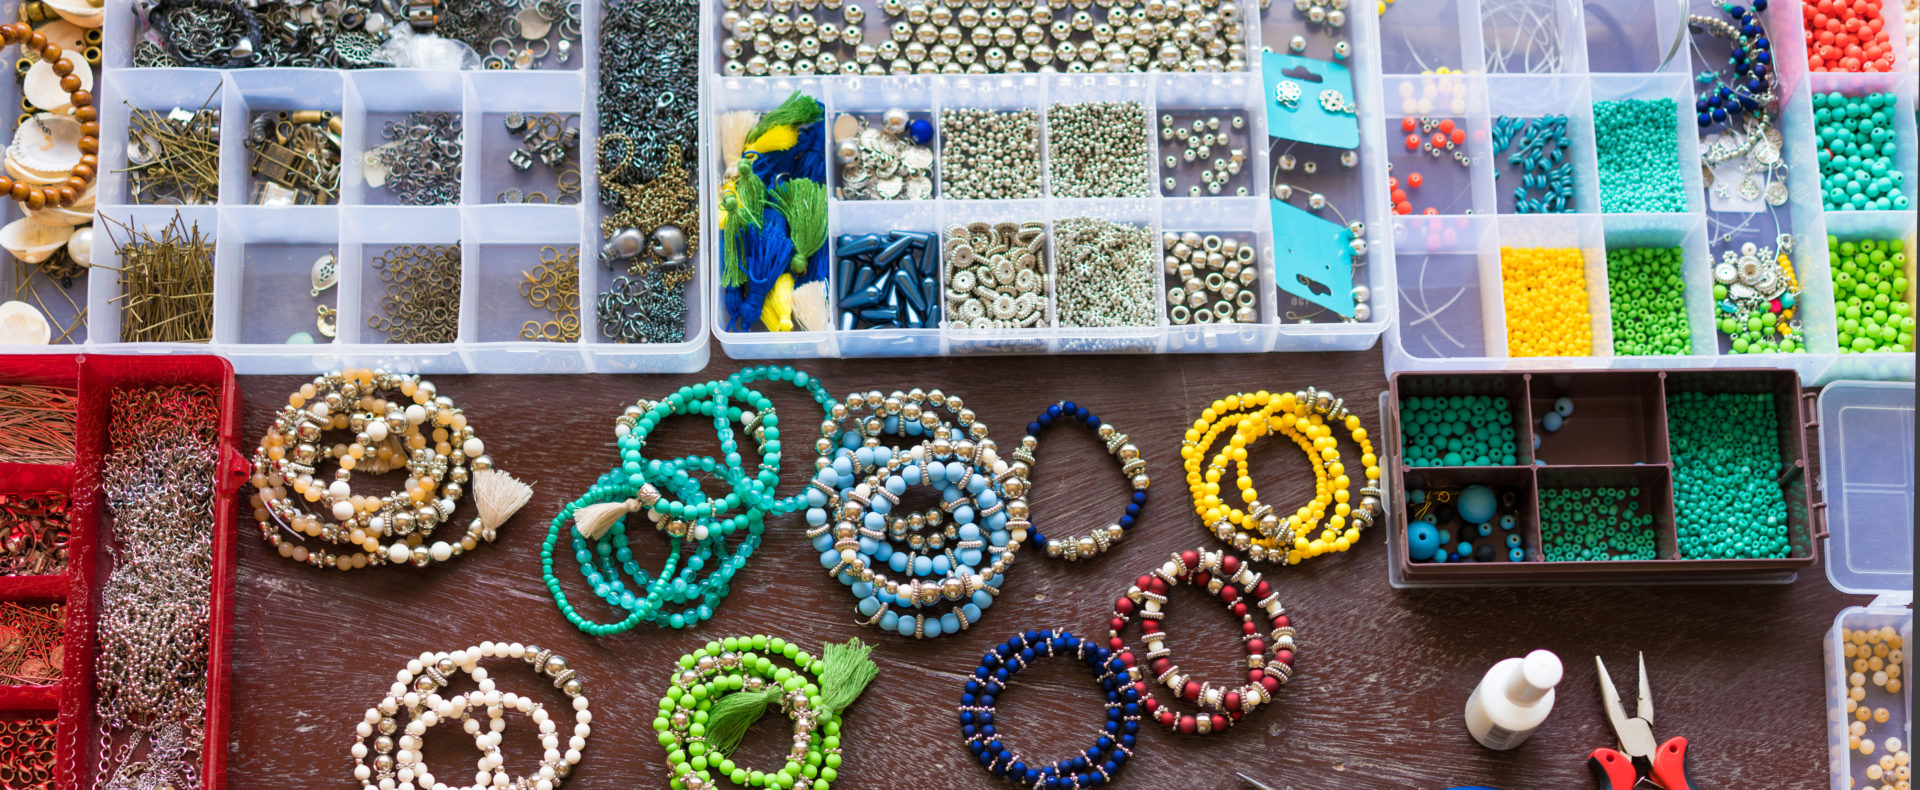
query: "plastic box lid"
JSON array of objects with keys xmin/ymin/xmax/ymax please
[{"xmin": 1817, "ymin": 380, "xmax": 1916, "ymax": 597}]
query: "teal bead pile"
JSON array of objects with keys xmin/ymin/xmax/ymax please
[
  {"xmin": 1814, "ymin": 92, "xmax": 1911, "ymax": 212},
  {"xmin": 1593, "ymin": 98, "xmax": 1686, "ymax": 213},
  {"xmin": 1539, "ymin": 486, "xmax": 1658, "ymax": 561},
  {"xmin": 1398, "ymin": 395, "xmax": 1520, "ymax": 467},
  {"xmin": 1829, "ymin": 235, "xmax": 1915, "ymax": 354},
  {"xmin": 1493, "ymin": 114, "xmax": 1576, "ymax": 214},
  {"xmin": 1606, "ymin": 246, "xmax": 1691, "ymax": 355},
  {"xmin": 1667, "ymin": 390, "xmax": 1792, "ymax": 560}
]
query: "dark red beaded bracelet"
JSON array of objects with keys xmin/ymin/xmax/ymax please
[{"xmin": 1108, "ymin": 548, "xmax": 1298, "ymax": 735}]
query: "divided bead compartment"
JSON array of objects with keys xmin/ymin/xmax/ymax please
[
  {"xmin": 0, "ymin": 0, "xmax": 712, "ymax": 374},
  {"xmin": 1375, "ymin": 0, "xmax": 1918, "ymax": 385},
  {"xmin": 1382, "ymin": 367, "xmax": 1820, "ymax": 586},
  {"xmin": 0, "ymin": 354, "xmax": 242, "ymax": 790},
  {"xmin": 703, "ymin": 0, "xmax": 1397, "ymax": 359}
]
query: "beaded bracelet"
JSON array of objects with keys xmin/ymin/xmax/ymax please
[
  {"xmin": 655, "ymin": 636, "xmax": 877, "ymax": 790},
  {"xmin": 961, "ymin": 629, "xmax": 1141, "ymax": 788},
  {"xmin": 543, "ymin": 384, "xmax": 780, "ymax": 634},
  {"xmin": 351, "ymin": 641, "xmax": 591, "ymax": 790},
  {"xmin": 1015, "ymin": 400, "xmax": 1149, "ymax": 561},
  {"xmin": 808, "ymin": 388, "xmax": 1028, "ymax": 638},
  {"xmin": 248, "ymin": 368, "xmax": 532, "ymax": 571},
  {"xmin": 1181, "ymin": 387, "xmax": 1383, "ymax": 565},
  {"xmin": 1109, "ymin": 549, "xmax": 1296, "ymax": 735}
]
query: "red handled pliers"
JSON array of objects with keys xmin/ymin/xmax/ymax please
[{"xmin": 1589, "ymin": 653, "xmax": 1700, "ymax": 790}]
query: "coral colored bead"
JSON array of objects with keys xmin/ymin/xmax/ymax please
[
  {"xmin": 1449, "ymin": 128, "xmax": 1466, "ymax": 145},
  {"xmin": 1438, "ymin": 118, "xmax": 1455, "ymax": 134},
  {"xmin": 1408, "ymin": 172, "xmax": 1424, "ymax": 188},
  {"xmin": 1405, "ymin": 133, "xmax": 1421, "ymax": 150},
  {"xmin": 1402, "ymin": 117, "xmax": 1417, "ymax": 132}
]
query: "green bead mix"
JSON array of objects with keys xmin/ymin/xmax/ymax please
[
  {"xmin": 655, "ymin": 636, "xmax": 875, "ymax": 790},
  {"xmin": 1593, "ymin": 98, "xmax": 1686, "ymax": 213},
  {"xmin": 1667, "ymin": 390, "xmax": 1792, "ymax": 560},
  {"xmin": 1539, "ymin": 486, "xmax": 1658, "ymax": 561},
  {"xmin": 1397, "ymin": 395, "xmax": 1519, "ymax": 467},
  {"xmin": 1606, "ymin": 246, "xmax": 1690, "ymax": 355},
  {"xmin": 1814, "ymin": 91, "xmax": 1912, "ymax": 212},
  {"xmin": 1829, "ymin": 235, "xmax": 1915, "ymax": 354}
]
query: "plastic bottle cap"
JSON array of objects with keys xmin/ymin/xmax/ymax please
[{"xmin": 1508, "ymin": 649, "xmax": 1563, "ymax": 704}]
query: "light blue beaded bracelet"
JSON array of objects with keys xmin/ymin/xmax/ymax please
[{"xmin": 808, "ymin": 388, "xmax": 1028, "ymax": 639}]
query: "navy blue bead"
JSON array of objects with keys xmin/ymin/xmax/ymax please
[
  {"xmin": 1711, "ymin": 107, "xmax": 1728, "ymax": 122},
  {"xmin": 1045, "ymin": 405, "xmax": 1062, "ymax": 419},
  {"xmin": 1027, "ymin": 421, "xmax": 1043, "ymax": 435},
  {"xmin": 1086, "ymin": 414, "xmax": 1101, "ymax": 428},
  {"xmin": 1061, "ymin": 401, "xmax": 1077, "ymax": 413}
]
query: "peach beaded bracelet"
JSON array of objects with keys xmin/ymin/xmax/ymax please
[
  {"xmin": 1182, "ymin": 387, "xmax": 1383, "ymax": 565},
  {"xmin": 0, "ymin": 22, "xmax": 97, "ymax": 210}
]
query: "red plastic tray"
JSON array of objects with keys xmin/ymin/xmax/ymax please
[{"xmin": 0, "ymin": 354, "xmax": 246, "ymax": 790}]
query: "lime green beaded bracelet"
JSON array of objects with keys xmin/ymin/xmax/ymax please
[{"xmin": 656, "ymin": 636, "xmax": 877, "ymax": 790}]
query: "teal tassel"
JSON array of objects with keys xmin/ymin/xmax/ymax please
[{"xmin": 816, "ymin": 638, "xmax": 878, "ymax": 720}]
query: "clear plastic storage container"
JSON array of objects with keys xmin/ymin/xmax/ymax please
[
  {"xmin": 0, "ymin": 0, "xmax": 712, "ymax": 374},
  {"xmin": 1375, "ymin": 0, "xmax": 1916, "ymax": 386},
  {"xmin": 1817, "ymin": 380, "xmax": 1913, "ymax": 790},
  {"xmin": 702, "ymin": 0, "xmax": 1398, "ymax": 359}
]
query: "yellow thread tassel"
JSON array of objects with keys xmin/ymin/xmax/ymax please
[
  {"xmin": 746, "ymin": 124, "xmax": 800, "ymax": 155},
  {"xmin": 760, "ymin": 272, "xmax": 797, "ymax": 332}
]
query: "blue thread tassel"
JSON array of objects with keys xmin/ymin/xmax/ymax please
[{"xmin": 730, "ymin": 207, "xmax": 795, "ymax": 331}]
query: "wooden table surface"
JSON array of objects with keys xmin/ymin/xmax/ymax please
[{"xmin": 226, "ymin": 351, "xmax": 1867, "ymax": 790}]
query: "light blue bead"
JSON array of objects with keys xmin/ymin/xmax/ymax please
[
  {"xmin": 989, "ymin": 531, "xmax": 1009, "ymax": 546},
  {"xmin": 1553, "ymin": 396, "xmax": 1574, "ymax": 417},
  {"xmin": 811, "ymin": 532, "xmax": 833, "ymax": 552},
  {"xmin": 946, "ymin": 461, "xmax": 966, "ymax": 482},
  {"xmin": 874, "ymin": 542, "xmax": 892, "ymax": 560},
  {"xmin": 959, "ymin": 524, "xmax": 982, "ymax": 541},
  {"xmin": 1458, "ymin": 484, "xmax": 1498, "ymax": 524},
  {"xmin": 807, "ymin": 489, "xmax": 827, "ymax": 508},
  {"xmin": 897, "ymin": 617, "xmax": 918, "ymax": 636},
  {"xmin": 913, "ymin": 555, "xmax": 934, "ymax": 576},
  {"xmin": 879, "ymin": 611, "xmax": 899, "ymax": 631},
  {"xmin": 954, "ymin": 505, "xmax": 975, "ymax": 525},
  {"xmin": 883, "ymin": 416, "xmax": 900, "ymax": 433},
  {"xmin": 904, "ymin": 465, "xmax": 921, "ymax": 485},
  {"xmin": 977, "ymin": 490, "xmax": 999, "ymax": 509},
  {"xmin": 940, "ymin": 613, "xmax": 960, "ymax": 634},
  {"xmin": 1542, "ymin": 411, "xmax": 1564, "ymax": 432},
  {"xmin": 924, "ymin": 618, "xmax": 944, "ymax": 637},
  {"xmin": 832, "ymin": 456, "xmax": 853, "ymax": 477},
  {"xmin": 928, "ymin": 463, "xmax": 948, "ymax": 484},
  {"xmin": 1509, "ymin": 547, "xmax": 1526, "ymax": 562},
  {"xmin": 888, "ymin": 552, "xmax": 909, "ymax": 573},
  {"xmin": 1408, "ymin": 519, "xmax": 1440, "ymax": 561},
  {"xmin": 932, "ymin": 555, "xmax": 951, "ymax": 575},
  {"xmin": 986, "ymin": 512, "xmax": 1007, "ymax": 529},
  {"xmin": 973, "ymin": 590, "xmax": 994, "ymax": 609},
  {"xmin": 852, "ymin": 581, "xmax": 874, "ymax": 599},
  {"xmin": 859, "ymin": 537, "xmax": 879, "ymax": 555},
  {"xmin": 942, "ymin": 486, "xmax": 964, "ymax": 503},
  {"xmin": 856, "ymin": 446, "xmax": 875, "ymax": 467},
  {"xmin": 870, "ymin": 496, "xmax": 891, "ymax": 515},
  {"xmin": 873, "ymin": 446, "xmax": 893, "ymax": 466},
  {"xmin": 958, "ymin": 548, "xmax": 982, "ymax": 565},
  {"xmin": 886, "ymin": 476, "xmax": 907, "ymax": 496},
  {"xmin": 864, "ymin": 512, "xmax": 884, "ymax": 531},
  {"xmin": 858, "ymin": 597, "xmax": 881, "ymax": 616},
  {"xmin": 819, "ymin": 549, "xmax": 840, "ymax": 569},
  {"xmin": 963, "ymin": 603, "xmax": 983, "ymax": 622}
]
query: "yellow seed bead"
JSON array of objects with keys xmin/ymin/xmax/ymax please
[
  {"xmin": 1889, "ymin": 739, "xmax": 1904, "ymax": 754},
  {"xmin": 1876, "ymin": 708, "xmax": 1892, "ymax": 723}
]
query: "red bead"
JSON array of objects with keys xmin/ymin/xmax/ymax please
[
  {"xmin": 1135, "ymin": 574, "xmax": 1154, "ymax": 590},
  {"xmin": 1114, "ymin": 597, "xmax": 1134, "ymax": 615},
  {"xmin": 1142, "ymin": 620, "xmax": 1161, "ymax": 634},
  {"xmin": 1193, "ymin": 572, "xmax": 1211, "ymax": 588},
  {"xmin": 1275, "ymin": 649, "xmax": 1294, "ymax": 666},
  {"xmin": 1110, "ymin": 617, "xmax": 1126, "ymax": 632},
  {"xmin": 1423, "ymin": 207, "xmax": 1440, "ymax": 215},
  {"xmin": 1218, "ymin": 585, "xmax": 1238, "ymax": 603},
  {"xmin": 1211, "ymin": 715, "xmax": 1230, "ymax": 731},
  {"xmin": 1109, "ymin": 636, "xmax": 1124, "ymax": 651},
  {"xmin": 1401, "ymin": 117, "xmax": 1416, "ymax": 132},
  {"xmin": 1272, "ymin": 615, "xmax": 1290, "ymax": 629},
  {"xmin": 1224, "ymin": 692, "xmax": 1242, "ymax": 711},
  {"xmin": 1404, "ymin": 134, "xmax": 1420, "ymax": 150},
  {"xmin": 1407, "ymin": 173, "xmax": 1424, "ymax": 189},
  {"xmin": 1182, "ymin": 680, "xmax": 1200, "ymax": 700},
  {"xmin": 1119, "ymin": 650, "xmax": 1136, "ymax": 666},
  {"xmin": 1241, "ymin": 621, "xmax": 1257, "ymax": 636},
  {"xmin": 1220, "ymin": 555, "xmax": 1239, "ymax": 574},
  {"xmin": 1438, "ymin": 118, "xmax": 1455, "ymax": 135},
  {"xmin": 1391, "ymin": 188, "xmax": 1408, "ymax": 204},
  {"xmin": 1180, "ymin": 550, "xmax": 1198, "ymax": 568},
  {"xmin": 1151, "ymin": 657, "xmax": 1171, "ymax": 675},
  {"xmin": 1430, "ymin": 132, "xmax": 1447, "ymax": 148},
  {"xmin": 1394, "ymin": 202, "xmax": 1413, "ymax": 215},
  {"xmin": 1387, "ymin": 176, "xmax": 1399, "ymax": 189},
  {"xmin": 1177, "ymin": 715, "xmax": 1196, "ymax": 734},
  {"xmin": 1232, "ymin": 601, "xmax": 1248, "ymax": 618},
  {"xmin": 1146, "ymin": 576, "xmax": 1168, "ymax": 595},
  {"xmin": 1248, "ymin": 639, "xmax": 1265, "ymax": 655},
  {"xmin": 1450, "ymin": 128, "xmax": 1466, "ymax": 145},
  {"xmin": 1253, "ymin": 580, "xmax": 1271, "ymax": 599},
  {"xmin": 1259, "ymin": 674, "xmax": 1281, "ymax": 693}
]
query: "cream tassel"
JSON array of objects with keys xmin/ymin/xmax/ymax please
[
  {"xmin": 473, "ymin": 468, "xmax": 534, "ymax": 531},
  {"xmin": 793, "ymin": 280, "xmax": 831, "ymax": 331},
  {"xmin": 719, "ymin": 111, "xmax": 759, "ymax": 173},
  {"xmin": 574, "ymin": 499, "xmax": 637, "ymax": 540}
]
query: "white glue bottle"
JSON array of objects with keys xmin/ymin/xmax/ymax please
[{"xmin": 1464, "ymin": 649, "xmax": 1563, "ymax": 750}]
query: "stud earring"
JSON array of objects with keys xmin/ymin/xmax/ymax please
[{"xmin": 1275, "ymin": 80, "xmax": 1302, "ymax": 108}]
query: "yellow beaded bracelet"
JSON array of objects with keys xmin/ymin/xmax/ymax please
[{"xmin": 1181, "ymin": 388, "xmax": 1383, "ymax": 565}]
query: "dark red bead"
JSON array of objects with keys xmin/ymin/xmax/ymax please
[
  {"xmin": 1177, "ymin": 715, "xmax": 1196, "ymax": 735},
  {"xmin": 1210, "ymin": 714, "xmax": 1230, "ymax": 732},
  {"xmin": 1275, "ymin": 649, "xmax": 1293, "ymax": 666},
  {"xmin": 1224, "ymin": 691, "xmax": 1242, "ymax": 711},
  {"xmin": 1180, "ymin": 550, "xmax": 1198, "ymax": 568},
  {"xmin": 1182, "ymin": 681, "xmax": 1200, "ymax": 700},
  {"xmin": 1114, "ymin": 597, "xmax": 1135, "ymax": 615},
  {"xmin": 1241, "ymin": 621, "xmax": 1257, "ymax": 636},
  {"xmin": 1221, "ymin": 554, "xmax": 1240, "ymax": 574},
  {"xmin": 1247, "ymin": 670, "xmax": 1265, "ymax": 684},
  {"xmin": 1271, "ymin": 615, "xmax": 1289, "ymax": 629},
  {"xmin": 1151, "ymin": 657, "xmax": 1171, "ymax": 675},
  {"xmin": 1135, "ymin": 574, "xmax": 1154, "ymax": 590},
  {"xmin": 1119, "ymin": 651, "xmax": 1136, "ymax": 667},
  {"xmin": 1193, "ymin": 571, "xmax": 1211, "ymax": 587},
  {"xmin": 1247, "ymin": 639, "xmax": 1265, "ymax": 655},
  {"xmin": 1108, "ymin": 636, "xmax": 1124, "ymax": 651},
  {"xmin": 1220, "ymin": 585, "xmax": 1239, "ymax": 603},
  {"xmin": 1110, "ymin": 617, "xmax": 1126, "ymax": 632},
  {"xmin": 1146, "ymin": 576, "xmax": 1168, "ymax": 595},
  {"xmin": 1259, "ymin": 674, "xmax": 1281, "ymax": 693},
  {"xmin": 1232, "ymin": 602, "xmax": 1248, "ymax": 617},
  {"xmin": 1253, "ymin": 580, "xmax": 1271, "ymax": 598}
]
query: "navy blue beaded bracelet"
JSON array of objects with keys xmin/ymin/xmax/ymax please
[
  {"xmin": 960, "ymin": 629, "xmax": 1142, "ymax": 789},
  {"xmin": 1014, "ymin": 401, "xmax": 1149, "ymax": 562}
]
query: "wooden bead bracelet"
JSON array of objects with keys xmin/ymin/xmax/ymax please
[
  {"xmin": 1181, "ymin": 387, "xmax": 1384, "ymax": 564},
  {"xmin": 0, "ymin": 22, "xmax": 97, "ymax": 209},
  {"xmin": 1108, "ymin": 549, "xmax": 1297, "ymax": 735}
]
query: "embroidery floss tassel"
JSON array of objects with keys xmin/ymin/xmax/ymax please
[{"xmin": 473, "ymin": 468, "xmax": 533, "ymax": 532}]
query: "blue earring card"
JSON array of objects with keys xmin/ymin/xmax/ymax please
[
  {"xmin": 1270, "ymin": 198, "xmax": 1356, "ymax": 316},
  {"xmin": 1262, "ymin": 51, "xmax": 1359, "ymax": 150}
]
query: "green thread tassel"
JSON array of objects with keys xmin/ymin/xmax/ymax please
[
  {"xmin": 733, "ymin": 159, "xmax": 768, "ymax": 230},
  {"xmin": 701, "ymin": 686, "xmax": 779, "ymax": 756},
  {"xmin": 720, "ymin": 193, "xmax": 745, "ymax": 287},
  {"xmin": 745, "ymin": 91, "xmax": 825, "ymax": 146},
  {"xmin": 816, "ymin": 638, "xmax": 879, "ymax": 719},
  {"xmin": 772, "ymin": 178, "xmax": 828, "ymax": 276}
]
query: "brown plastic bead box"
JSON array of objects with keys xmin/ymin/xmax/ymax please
[{"xmin": 1383, "ymin": 368, "xmax": 1821, "ymax": 586}]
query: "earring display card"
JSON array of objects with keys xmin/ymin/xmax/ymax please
[
  {"xmin": 1262, "ymin": 51, "xmax": 1361, "ymax": 150},
  {"xmin": 0, "ymin": 3, "xmax": 710, "ymax": 374},
  {"xmin": 1375, "ymin": 0, "xmax": 1916, "ymax": 386},
  {"xmin": 702, "ymin": 0, "xmax": 1396, "ymax": 359}
]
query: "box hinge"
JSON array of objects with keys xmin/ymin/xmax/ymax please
[
  {"xmin": 1810, "ymin": 501, "xmax": 1828, "ymax": 541},
  {"xmin": 1868, "ymin": 592, "xmax": 1913, "ymax": 611},
  {"xmin": 1801, "ymin": 389, "xmax": 1820, "ymax": 430}
]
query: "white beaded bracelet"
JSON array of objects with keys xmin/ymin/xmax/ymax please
[
  {"xmin": 353, "ymin": 642, "xmax": 591, "ymax": 790},
  {"xmin": 248, "ymin": 369, "xmax": 532, "ymax": 570}
]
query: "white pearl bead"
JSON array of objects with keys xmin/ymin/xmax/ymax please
[
  {"xmin": 368, "ymin": 420, "xmax": 390, "ymax": 441},
  {"xmin": 355, "ymin": 765, "xmax": 372, "ymax": 781},
  {"xmin": 571, "ymin": 696, "xmax": 589, "ymax": 711},
  {"xmin": 333, "ymin": 501, "xmax": 356, "ymax": 520},
  {"xmin": 405, "ymin": 404, "xmax": 427, "ymax": 424},
  {"xmin": 575, "ymin": 709, "xmax": 592, "ymax": 724},
  {"xmin": 463, "ymin": 437, "xmax": 484, "ymax": 457},
  {"xmin": 429, "ymin": 542, "xmax": 452, "ymax": 562},
  {"xmin": 388, "ymin": 543, "xmax": 411, "ymax": 564}
]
